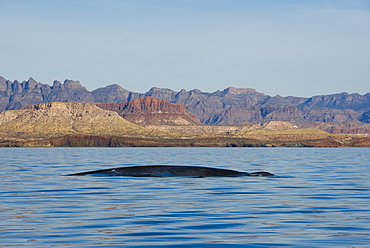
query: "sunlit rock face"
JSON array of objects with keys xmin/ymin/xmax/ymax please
[
  {"xmin": 96, "ymin": 96, "xmax": 202, "ymax": 126},
  {"xmin": 1, "ymin": 76, "xmax": 369, "ymax": 126},
  {"xmin": 0, "ymin": 102, "xmax": 170, "ymax": 139}
]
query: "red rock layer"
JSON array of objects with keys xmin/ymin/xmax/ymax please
[{"xmin": 96, "ymin": 96, "xmax": 202, "ymax": 126}]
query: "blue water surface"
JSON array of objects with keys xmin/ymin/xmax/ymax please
[{"xmin": 1, "ymin": 147, "xmax": 369, "ymax": 247}]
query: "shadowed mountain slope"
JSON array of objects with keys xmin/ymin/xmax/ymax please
[{"xmin": 1, "ymin": 76, "xmax": 369, "ymax": 126}]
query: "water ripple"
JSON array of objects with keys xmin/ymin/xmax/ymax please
[{"xmin": 1, "ymin": 147, "xmax": 369, "ymax": 247}]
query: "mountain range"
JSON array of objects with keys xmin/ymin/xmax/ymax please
[
  {"xmin": 1, "ymin": 76, "xmax": 369, "ymax": 126},
  {"xmin": 2, "ymin": 101, "xmax": 369, "ymax": 147}
]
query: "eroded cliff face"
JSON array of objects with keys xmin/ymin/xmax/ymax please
[
  {"xmin": 94, "ymin": 86, "xmax": 370, "ymax": 125},
  {"xmin": 0, "ymin": 102, "xmax": 176, "ymax": 139},
  {"xmin": 1, "ymin": 76, "xmax": 370, "ymax": 126},
  {"xmin": 96, "ymin": 96, "xmax": 202, "ymax": 126},
  {"xmin": 0, "ymin": 103, "xmax": 368, "ymax": 147}
]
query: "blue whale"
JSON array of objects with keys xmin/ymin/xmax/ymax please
[{"xmin": 67, "ymin": 165, "xmax": 274, "ymax": 177}]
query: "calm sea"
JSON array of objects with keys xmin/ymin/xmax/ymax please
[{"xmin": 1, "ymin": 147, "xmax": 369, "ymax": 247}]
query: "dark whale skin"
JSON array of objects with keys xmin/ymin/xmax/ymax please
[{"xmin": 67, "ymin": 165, "xmax": 274, "ymax": 177}]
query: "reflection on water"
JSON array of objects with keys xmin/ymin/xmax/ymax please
[{"xmin": 1, "ymin": 147, "xmax": 369, "ymax": 247}]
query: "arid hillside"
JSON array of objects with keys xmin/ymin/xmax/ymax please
[
  {"xmin": 0, "ymin": 102, "xmax": 181, "ymax": 140},
  {"xmin": 0, "ymin": 102, "xmax": 369, "ymax": 147},
  {"xmin": 1, "ymin": 77, "xmax": 369, "ymax": 127}
]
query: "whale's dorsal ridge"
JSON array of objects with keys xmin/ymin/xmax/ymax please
[
  {"xmin": 67, "ymin": 165, "xmax": 274, "ymax": 177},
  {"xmin": 249, "ymin": 171, "xmax": 274, "ymax": 177}
]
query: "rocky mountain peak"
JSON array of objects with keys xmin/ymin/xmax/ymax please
[
  {"xmin": 52, "ymin": 80, "xmax": 62, "ymax": 88},
  {"xmin": 0, "ymin": 76, "xmax": 8, "ymax": 91},
  {"xmin": 105, "ymin": 84, "xmax": 127, "ymax": 91},
  {"xmin": 224, "ymin": 87, "xmax": 257, "ymax": 95},
  {"xmin": 11, "ymin": 80, "xmax": 22, "ymax": 93},
  {"xmin": 1, "ymin": 76, "xmax": 369, "ymax": 127},
  {"xmin": 145, "ymin": 87, "xmax": 177, "ymax": 101},
  {"xmin": 91, "ymin": 84, "xmax": 135, "ymax": 103},
  {"xmin": 24, "ymin": 77, "xmax": 39, "ymax": 90},
  {"xmin": 190, "ymin": 89, "xmax": 201, "ymax": 94},
  {"xmin": 147, "ymin": 87, "xmax": 175, "ymax": 94},
  {"xmin": 63, "ymin": 79, "xmax": 85, "ymax": 89},
  {"xmin": 92, "ymin": 84, "xmax": 129, "ymax": 95},
  {"xmin": 27, "ymin": 77, "xmax": 37, "ymax": 84}
]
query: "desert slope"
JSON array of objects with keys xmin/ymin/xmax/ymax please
[
  {"xmin": 1, "ymin": 76, "xmax": 369, "ymax": 127},
  {"xmin": 0, "ymin": 102, "xmax": 368, "ymax": 147},
  {"xmin": 0, "ymin": 102, "xmax": 179, "ymax": 139}
]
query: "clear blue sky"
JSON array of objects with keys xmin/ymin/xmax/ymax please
[{"xmin": 0, "ymin": 0, "xmax": 369, "ymax": 96}]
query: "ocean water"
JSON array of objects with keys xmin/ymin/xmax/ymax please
[{"xmin": 1, "ymin": 147, "xmax": 369, "ymax": 247}]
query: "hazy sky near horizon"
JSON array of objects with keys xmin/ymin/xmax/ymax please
[{"xmin": 0, "ymin": 0, "xmax": 369, "ymax": 97}]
